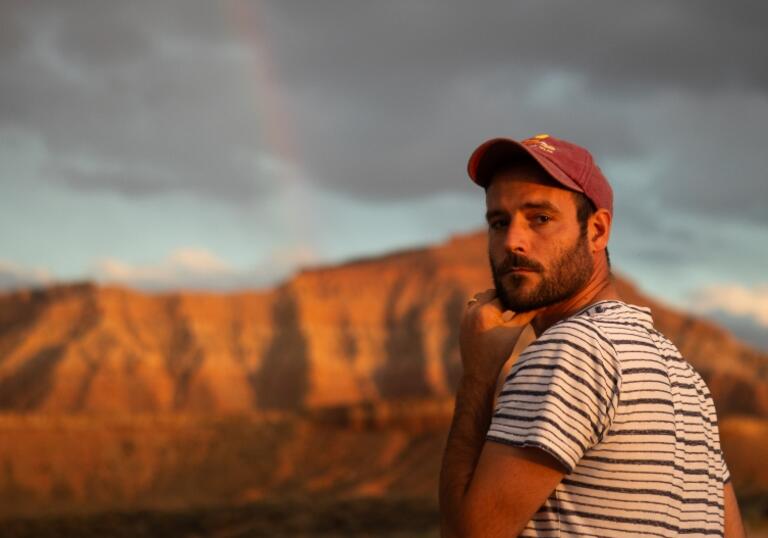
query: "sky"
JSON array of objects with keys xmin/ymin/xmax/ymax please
[{"xmin": 1, "ymin": 0, "xmax": 767, "ymax": 348}]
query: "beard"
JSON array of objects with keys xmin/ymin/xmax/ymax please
[{"xmin": 490, "ymin": 232, "xmax": 594, "ymax": 313}]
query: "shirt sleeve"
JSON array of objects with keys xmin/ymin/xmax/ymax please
[
  {"xmin": 486, "ymin": 318, "xmax": 621, "ymax": 473},
  {"xmin": 721, "ymin": 455, "xmax": 731, "ymax": 484}
]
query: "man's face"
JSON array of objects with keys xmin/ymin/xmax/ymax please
[{"xmin": 485, "ymin": 163, "xmax": 594, "ymax": 313}]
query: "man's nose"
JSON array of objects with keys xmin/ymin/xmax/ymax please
[{"xmin": 503, "ymin": 217, "xmax": 530, "ymax": 254}]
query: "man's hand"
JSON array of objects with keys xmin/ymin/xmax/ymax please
[
  {"xmin": 440, "ymin": 289, "xmax": 554, "ymax": 538},
  {"xmin": 460, "ymin": 288, "xmax": 540, "ymax": 383}
]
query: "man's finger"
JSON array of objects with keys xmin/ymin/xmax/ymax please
[
  {"xmin": 491, "ymin": 299, "xmax": 522, "ymax": 322},
  {"xmin": 473, "ymin": 288, "xmax": 497, "ymax": 303},
  {"xmin": 487, "ymin": 297, "xmax": 504, "ymax": 311},
  {"xmin": 500, "ymin": 308, "xmax": 540, "ymax": 327},
  {"xmin": 466, "ymin": 288, "xmax": 499, "ymax": 310},
  {"xmin": 486, "ymin": 298, "xmax": 537, "ymax": 325}
]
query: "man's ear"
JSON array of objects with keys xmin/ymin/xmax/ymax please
[{"xmin": 588, "ymin": 209, "xmax": 611, "ymax": 253}]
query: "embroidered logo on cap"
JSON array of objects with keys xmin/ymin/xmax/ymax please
[{"xmin": 522, "ymin": 133, "xmax": 556, "ymax": 154}]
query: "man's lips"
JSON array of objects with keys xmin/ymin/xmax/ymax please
[{"xmin": 504, "ymin": 266, "xmax": 538, "ymax": 274}]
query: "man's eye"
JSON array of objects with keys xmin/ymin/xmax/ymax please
[
  {"xmin": 489, "ymin": 220, "xmax": 508, "ymax": 230},
  {"xmin": 533, "ymin": 215, "xmax": 551, "ymax": 225}
]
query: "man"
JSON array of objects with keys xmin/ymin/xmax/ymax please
[{"xmin": 438, "ymin": 134, "xmax": 745, "ymax": 537}]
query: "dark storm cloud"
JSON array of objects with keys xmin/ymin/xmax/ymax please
[
  {"xmin": 2, "ymin": 0, "xmax": 767, "ymax": 221},
  {"xmin": 258, "ymin": 0, "xmax": 768, "ymax": 221},
  {"xmin": 264, "ymin": 0, "xmax": 768, "ymax": 95},
  {"xmin": 1, "ymin": 0, "xmax": 270, "ymax": 201}
]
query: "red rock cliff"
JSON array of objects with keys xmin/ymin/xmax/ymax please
[{"xmin": 0, "ymin": 231, "xmax": 766, "ymax": 418}]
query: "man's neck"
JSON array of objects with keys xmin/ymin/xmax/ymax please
[{"xmin": 530, "ymin": 263, "xmax": 620, "ymax": 337}]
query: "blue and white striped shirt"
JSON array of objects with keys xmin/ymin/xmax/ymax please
[{"xmin": 487, "ymin": 300, "xmax": 729, "ymax": 537}]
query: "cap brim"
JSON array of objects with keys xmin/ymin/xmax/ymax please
[{"xmin": 467, "ymin": 137, "xmax": 584, "ymax": 194}]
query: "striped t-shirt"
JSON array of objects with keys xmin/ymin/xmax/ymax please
[{"xmin": 486, "ymin": 299, "xmax": 729, "ymax": 537}]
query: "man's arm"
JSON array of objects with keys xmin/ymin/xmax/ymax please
[
  {"xmin": 724, "ymin": 481, "xmax": 746, "ymax": 538},
  {"xmin": 439, "ymin": 374, "xmax": 565, "ymax": 538}
]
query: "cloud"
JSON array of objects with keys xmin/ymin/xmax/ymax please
[
  {"xmin": 0, "ymin": 261, "xmax": 54, "ymax": 290},
  {"xmin": 94, "ymin": 247, "xmax": 234, "ymax": 289},
  {"xmin": 92, "ymin": 245, "xmax": 319, "ymax": 291},
  {"xmin": 2, "ymin": 0, "xmax": 767, "ymax": 227},
  {"xmin": 697, "ymin": 309, "xmax": 768, "ymax": 352},
  {"xmin": 261, "ymin": 0, "xmax": 768, "ymax": 95},
  {"xmin": 1, "ymin": 1, "xmax": 279, "ymax": 201},
  {"xmin": 689, "ymin": 283, "xmax": 768, "ymax": 327},
  {"xmin": 258, "ymin": 0, "xmax": 768, "ymax": 218}
]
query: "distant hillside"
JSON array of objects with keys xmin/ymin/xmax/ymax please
[
  {"xmin": 1, "ymin": 230, "xmax": 767, "ymax": 519},
  {"xmin": 0, "ymin": 230, "xmax": 766, "ymax": 417}
]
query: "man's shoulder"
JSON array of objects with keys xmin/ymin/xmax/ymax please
[
  {"xmin": 566, "ymin": 299, "xmax": 660, "ymax": 345},
  {"xmin": 581, "ymin": 300, "xmax": 683, "ymax": 353},
  {"xmin": 538, "ymin": 314, "xmax": 614, "ymax": 351},
  {"xmin": 522, "ymin": 311, "xmax": 621, "ymax": 379},
  {"xmin": 526, "ymin": 299, "xmax": 668, "ymax": 368},
  {"xmin": 536, "ymin": 301, "xmax": 633, "ymax": 350}
]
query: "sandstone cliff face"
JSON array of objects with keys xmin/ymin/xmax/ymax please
[
  {"xmin": 1, "ymin": 231, "xmax": 768, "ymax": 518},
  {"xmin": 0, "ymin": 230, "xmax": 766, "ymax": 418},
  {"xmin": 0, "ymin": 283, "xmax": 278, "ymax": 413}
]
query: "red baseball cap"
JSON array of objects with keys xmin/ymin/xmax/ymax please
[{"xmin": 467, "ymin": 134, "xmax": 613, "ymax": 214}]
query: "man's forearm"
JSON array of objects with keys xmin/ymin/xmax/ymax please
[{"xmin": 439, "ymin": 374, "xmax": 499, "ymax": 537}]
